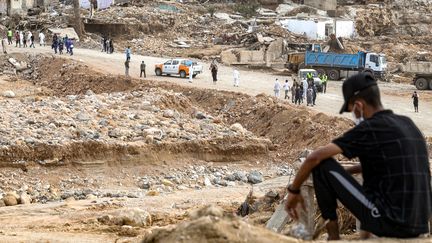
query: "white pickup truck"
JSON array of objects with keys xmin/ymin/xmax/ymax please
[{"xmin": 155, "ymin": 59, "xmax": 203, "ymax": 78}]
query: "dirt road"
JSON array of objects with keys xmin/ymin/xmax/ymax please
[{"xmin": 9, "ymin": 46, "xmax": 431, "ymax": 136}]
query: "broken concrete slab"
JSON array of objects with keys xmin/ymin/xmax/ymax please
[
  {"xmin": 48, "ymin": 28, "xmax": 80, "ymax": 41},
  {"xmin": 266, "ymin": 195, "xmax": 290, "ymax": 233}
]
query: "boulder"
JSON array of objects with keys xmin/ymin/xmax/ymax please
[
  {"xmin": 3, "ymin": 194, "xmax": 18, "ymax": 206},
  {"xmin": 2, "ymin": 91, "xmax": 16, "ymax": 98},
  {"xmin": 248, "ymin": 171, "xmax": 264, "ymax": 184},
  {"xmin": 19, "ymin": 192, "xmax": 32, "ymax": 205}
]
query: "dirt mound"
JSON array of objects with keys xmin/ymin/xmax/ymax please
[
  {"xmin": 142, "ymin": 210, "xmax": 298, "ymax": 243},
  {"xmin": 181, "ymin": 90, "xmax": 352, "ymax": 160},
  {"xmin": 30, "ymin": 56, "xmax": 137, "ymax": 95}
]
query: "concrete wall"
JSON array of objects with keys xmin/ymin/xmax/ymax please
[
  {"xmin": 304, "ymin": 0, "xmax": 337, "ymax": 10},
  {"xmin": 221, "ymin": 50, "xmax": 238, "ymax": 65},
  {"xmin": 280, "ymin": 18, "xmax": 332, "ymax": 40},
  {"xmin": 335, "ymin": 20, "xmax": 355, "ymax": 38},
  {"xmin": 265, "ymin": 38, "xmax": 284, "ymax": 67},
  {"xmin": 239, "ymin": 48, "xmax": 265, "ymax": 64}
]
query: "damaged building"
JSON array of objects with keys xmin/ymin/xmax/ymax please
[
  {"xmin": 280, "ymin": 16, "xmax": 355, "ymax": 40},
  {"xmin": 0, "ymin": 0, "xmax": 51, "ymax": 15}
]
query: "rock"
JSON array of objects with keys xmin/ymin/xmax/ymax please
[
  {"xmin": 189, "ymin": 205, "xmax": 224, "ymax": 220},
  {"xmin": 140, "ymin": 181, "xmax": 151, "ymax": 190},
  {"xmin": 85, "ymin": 90, "xmax": 95, "ymax": 96},
  {"xmin": 3, "ymin": 194, "xmax": 18, "ymax": 206},
  {"xmin": 146, "ymin": 190, "xmax": 160, "ymax": 196},
  {"xmin": 195, "ymin": 112, "xmax": 207, "ymax": 119},
  {"xmin": 76, "ymin": 112, "xmax": 91, "ymax": 121},
  {"xmin": 161, "ymin": 179, "xmax": 175, "ymax": 187},
  {"xmin": 163, "ymin": 109, "xmax": 175, "ymax": 118},
  {"xmin": 2, "ymin": 91, "xmax": 16, "ymax": 98},
  {"xmin": 230, "ymin": 123, "xmax": 246, "ymax": 134},
  {"xmin": 86, "ymin": 194, "xmax": 97, "ymax": 200},
  {"xmin": 248, "ymin": 171, "xmax": 263, "ymax": 184},
  {"xmin": 233, "ymin": 171, "xmax": 248, "ymax": 182},
  {"xmin": 19, "ymin": 192, "xmax": 32, "ymax": 204},
  {"xmin": 204, "ymin": 177, "xmax": 212, "ymax": 187},
  {"xmin": 115, "ymin": 208, "xmax": 152, "ymax": 227}
]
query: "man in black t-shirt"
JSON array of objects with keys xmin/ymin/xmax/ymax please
[{"xmin": 285, "ymin": 73, "xmax": 431, "ymax": 240}]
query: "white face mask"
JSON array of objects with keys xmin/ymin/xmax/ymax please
[{"xmin": 351, "ymin": 104, "xmax": 364, "ymax": 126}]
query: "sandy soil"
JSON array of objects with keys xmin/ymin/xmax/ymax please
[{"xmin": 7, "ymin": 45, "xmax": 431, "ymax": 137}]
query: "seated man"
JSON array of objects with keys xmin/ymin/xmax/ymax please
[{"xmin": 285, "ymin": 73, "xmax": 431, "ymax": 240}]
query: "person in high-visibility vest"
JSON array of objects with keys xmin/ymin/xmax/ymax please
[
  {"xmin": 321, "ymin": 74, "xmax": 328, "ymax": 93},
  {"xmin": 7, "ymin": 29, "xmax": 12, "ymax": 45}
]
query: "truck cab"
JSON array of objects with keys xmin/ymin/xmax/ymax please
[{"xmin": 364, "ymin": 53, "xmax": 387, "ymax": 78}]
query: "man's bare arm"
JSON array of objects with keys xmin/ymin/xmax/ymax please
[{"xmin": 289, "ymin": 143, "xmax": 342, "ymax": 190}]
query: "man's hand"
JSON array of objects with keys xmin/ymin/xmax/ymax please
[{"xmin": 285, "ymin": 193, "xmax": 306, "ymax": 220}]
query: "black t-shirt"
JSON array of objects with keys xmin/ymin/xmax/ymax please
[{"xmin": 333, "ymin": 110, "xmax": 431, "ymax": 234}]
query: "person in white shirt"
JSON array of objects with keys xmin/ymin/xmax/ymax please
[
  {"xmin": 283, "ymin": 79, "xmax": 290, "ymax": 100},
  {"xmin": 39, "ymin": 32, "xmax": 45, "ymax": 46},
  {"xmin": 233, "ymin": 69, "xmax": 240, "ymax": 87},
  {"xmin": 302, "ymin": 78, "xmax": 308, "ymax": 101},
  {"xmin": 189, "ymin": 63, "xmax": 194, "ymax": 83},
  {"xmin": 274, "ymin": 79, "xmax": 281, "ymax": 98}
]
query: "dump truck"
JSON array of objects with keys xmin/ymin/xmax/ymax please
[
  {"xmin": 304, "ymin": 51, "xmax": 387, "ymax": 80},
  {"xmin": 402, "ymin": 62, "xmax": 432, "ymax": 90}
]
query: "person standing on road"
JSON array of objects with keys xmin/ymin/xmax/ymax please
[
  {"xmin": 233, "ymin": 68, "xmax": 240, "ymax": 87},
  {"xmin": 29, "ymin": 32, "xmax": 35, "ymax": 48},
  {"xmin": 283, "ymin": 80, "xmax": 290, "ymax": 100},
  {"xmin": 124, "ymin": 60, "xmax": 130, "ymax": 77},
  {"xmin": 189, "ymin": 63, "xmax": 194, "ymax": 83},
  {"xmin": 291, "ymin": 83, "xmax": 296, "ymax": 103},
  {"xmin": 312, "ymin": 83, "xmax": 317, "ymax": 106},
  {"xmin": 412, "ymin": 91, "xmax": 419, "ymax": 112},
  {"xmin": 125, "ymin": 46, "xmax": 131, "ymax": 61},
  {"xmin": 69, "ymin": 39, "xmax": 74, "ymax": 56},
  {"xmin": 58, "ymin": 39, "xmax": 64, "ymax": 54},
  {"xmin": 294, "ymin": 84, "xmax": 301, "ymax": 105},
  {"xmin": 7, "ymin": 29, "xmax": 12, "ymax": 45},
  {"xmin": 15, "ymin": 31, "xmax": 20, "ymax": 47},
  {"xmin": 140, "ymin": 61, "xmax": 146, "ymax": 78},
  {"xmin": 210, "ymin": 60, "xmax": 218, "ymax": 84},
  {"xmin": 285, "ymin": 73, "xmax": 432, "ymax": 240},
  {"xmin": 274, "ymin": 79, "xmax": 281, "ymax": 98},
  {"xmin": 39, "ymin": 31, "xmax": 45, "ymax": 46},
  {"xmin": 302, "ymin": 77, "xmax": 309, "ymax": 101},
  {"xmin": 20, "ymin": 31, "xmax": 25, "ymax": 47},
  {"xmin": 321, "ymin": 74, "xmax": 328, "ymax": 93},
  {"xmin": 109, "ymin": 39, "xmax": 114, "ymax": 53},
  {"xmin": 1, "ymin": 36, "xmax": 7, "ymax": 54}
]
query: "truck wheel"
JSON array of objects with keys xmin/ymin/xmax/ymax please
[
  {"xmin": 429, "ymin": 80, "xmax": 432, "ymax": 90},
  {"xmin": 328, "ymin": 69, "xmax": 340, "ymax": 80},
  {"xmin": 180, "ymin": 70, "xmax": 186, "ymax": 78},
  {"xmin": 155, "ymin": 68, "xmax": 162, "ymax": 76},
  {"xmin": 416, "ymin": 78, "xmax": 428, "ymax": 90},
  {"xmin": 192, "ymin": 74, "xmax": 197, "ymax": 78},
  {"xmin": 316, "ymin": 69, "xmax": 326, "ymax": 77}
]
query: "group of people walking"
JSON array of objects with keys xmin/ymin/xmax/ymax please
[
  {"xmin": 101, "ymin": 36, "xmax": 114, "ymax": 54},
  {"xmin": 274, "ymin": 76, "xmax": 323, "ymax": 107},
  {"xmin": 52, "ymin": 34, "xmax": 74, "ymax": 55},
  {"xmin": 10, "ymin": 30, "xmax": 36, "ymax": 48}
]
